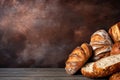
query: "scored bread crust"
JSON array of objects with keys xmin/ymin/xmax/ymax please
[
  {"xmin": 90, "ymin": 44, "xmax": 110, "ymax": 50},
  {"xmin": 65, "ymin": 43, "xmax": 92, "ymax": 75},
  {"xmin": 81, "ymin": 43, "xmax": 92, "ymax": 59},
  {"xmin": 94, "ymin": 45, "xmax": 111, "ymax": 56},
  {"xmin": 91, "ymin": 29, "xmax": 112, "ymax": 45},
  {"xmin": 91, "ymin": 34, "xmax": 105, "ymax": 42},
  {"xmin": 109, "ymin": 72, "xmax": 120, "ymax": 80},
  {"xmin": 93, "ymin": 54, "xmax": 120, "ymax": 77},
  {"xmin": 92, "ymin": 52, "xmax": 110, "ymax": 61},
  {"xmin": 109, "ymin": 22, "xmax": 120, "ymax": 42},
  {"xmin": 65, "ymin": 47, "xmax": 85, "ymax": 75},
  {"xmin": 90, "ymin": 41, "xmax": 111, "ymax": 45},
  {"xmin": 90, "ymin": 29, "xmax": 112, "ymax": 61},
  {"xmin": 110, "ymin": 41, "xmax": 120, "ymax": 55}
]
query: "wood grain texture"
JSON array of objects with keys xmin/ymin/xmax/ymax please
[{"xmin": 0, "ymin": 68, "xmax": 107, "ymax": 80}]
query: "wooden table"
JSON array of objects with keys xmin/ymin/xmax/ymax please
[{"xmin": 0, "ymin": 68, "xmax": 107, "ymax": 80}]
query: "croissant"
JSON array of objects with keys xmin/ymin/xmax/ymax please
[{"xmin": 65, "ymin": 43, "xmax": 92, "ymax": 75}]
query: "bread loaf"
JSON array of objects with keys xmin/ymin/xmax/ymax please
[
  {"xmin": 110, "ymin": 41, "xmax": 120, "ymax": 55},
  {"xmin": 65, "ymin": 43, "xmax": 92, "ymax": 75},
  {"xmin": 90, "ymin": 29, "xmax": 112, "ymax": 45},
  {"xmin": 81, "ymin": 62, "xmax": 96, "ymax": 78},
  {"xmin": 109, "ymin": 72, "xmax": 120, "ymax": 80},
  {"xmin": 81, "ymin": 54, "xmax": 120, "ymax": 78},
  {"xmin": 90, "ymin": 29, "xmax": 112, "ymax": 61},
  {"xmin": 109, "ymin": 22, "xmax": 120, "ymax": 42},
  {"xmin": 93, "ymin": 54, "xmax": 120, "ymax": 77}
]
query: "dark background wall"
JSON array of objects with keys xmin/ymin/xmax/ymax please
[{"xmin": 0, "ymin": 0, "xmax": 120, "ymax": 67}]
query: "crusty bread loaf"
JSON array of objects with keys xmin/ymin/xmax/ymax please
[
  {"xmin": 109, "ymin": 22, "xmax": 120, "ymax": 42},
  {"xmin": 65, "ymin": 43, "xmax": 92, "ymax": 75},
  {"xmin": 93, "ymin": 54, "xmax": 120, "ymax": 77},
  {"xmin": 81, "ymin": 54, "xmax": 120, "ymax": 78},
  {"xmin": 65, "ymin": 47, "xmax": 85, "ymax": 75},
  {"xmin": 90, "ymin": 29, "xmax": 112, "ymax": 45},
  {"xmin": 90, "ymin": 29, "xmax": 112, "ymax": 61},
  {"xmin": 110, "ymin": 41, "xmax": 120, "ymax": 55},
  {"xmin": 81, "ymin": 62, "xmax": 96, "ymax": 78},
  {"xmin": 109, "ymin": 72, "xmax": 120, "ymax": 80}
]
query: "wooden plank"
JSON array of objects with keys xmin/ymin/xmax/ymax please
[
  {"xmin": 0, "ymin": 69, "xmax": 66, "ymax": 74},
  {"xmin": 0, "ymin": 77, "xmax": 106, "ymax": 80},
  {"xmin": 0, "ymin": 68, "xmax": 68, "ymax": 77},
  {"xmin": 0, "ymin": 73, "xmax": 70, "ymax": 77},
  {"xmin": 0, "ymin": 68, "xmax": 65, "ymax": 72},
  {"xmin": 0, "ymin": 68, "xmax": 108, "ymax": 80}
]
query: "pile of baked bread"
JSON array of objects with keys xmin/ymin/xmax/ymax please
[{"xmin": 65, "ymin": 22, "xmax": 120, "ymax": 80}]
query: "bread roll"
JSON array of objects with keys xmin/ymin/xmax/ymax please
[
  {"xmin": 109, "ymin": 72, "xmax": 120, "ymax": 80},
  {"xmin": 110, "ymin": 41, "xmax": 120, "ymax": 55},
  {"xmin": 90, "ymin": 29, "xmax": 112, "ymax": 61},
  {"xmin": 109, "ymin": 22, "xmax": 120, "ymax": 42},
  {"xmin": 90, "ymin": 29, "xmax": 112, "ymax": 45},
  {"xmin": 65, "ymin": 43, "xmax": 92, "ymax": 75},
  {"xmin": 93, "ymin": 54, "xmax": 120, "ymax": 77}
]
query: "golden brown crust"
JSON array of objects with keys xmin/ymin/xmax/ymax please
[
  {"xmin": 81, "ymin": 62, "xmax": 97, "ymax": 78},
  {"xmin": 91, "ymin": 34, "xmax": 105, "ymax": 42},
  {"xmin": 81, "ymin": 43, "xmax": 92, "ymax": 59},
  {"xmin": 90, "ymin": 44, "xmax": 110, "ymax": 48},
  {"xmin": 94, "ymin": 45, "xmax": 111, "ymax": 56},
  {"xmin": 92, "ymin": 52, "xmax": 110, "ymax": 61},
  {"xmin": 65, "ymin": 47, "xmax": 85, "ymax": 75},
  {"xmin": 65, "ymin": 43, "xmax": 92, "ymax": 75},
  {"xmin": 109, "ymin": 72, "xmax": 120, "ymax": 80},
  {"xmin": 109, "ymin": 22, "xmax": 120, "ymax": 42},
  {"xmin": 90, "ymin": 29, "xmax": 112, "ymax": 45},
  {"xmin": 90, "ymin": 29, "xmax": 112, "ymax": 61},
  {"xmin": 81, "ymin": 68, "xmax": 97, "ymax": 78},
  {"xmin": 93, "ymin": 60, "xmax": 120, "ymax": 77},
  {"xmin": 110, "ymin": 41, "xmax": 120, "ymax": 55}
]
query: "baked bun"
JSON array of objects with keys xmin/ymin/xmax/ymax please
[
  {"xmin": 109, "ymin": 22, "xmax": 120, "ymax": 42},
  {"xmin": 65, "ymin": 43, "xmax": 92, "ymax": 75},
  {"xmin": 109, "ymin": 72, "xmax": 120, "ymax": 80},
  {"xmin": 90, "ymin": 29, "xmax": 112, "ymax": 61},
  {"xmin": 110, "ymin": 41, "xmax": 120, "ymax": 55}
]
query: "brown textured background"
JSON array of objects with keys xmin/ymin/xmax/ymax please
[{"xmin": 0, "ymin": 0, "xmax": 120, "ymax": 67}]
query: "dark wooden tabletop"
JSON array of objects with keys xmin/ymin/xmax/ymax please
[{"xmin": 0, "ymin": 68, "xmax": 108, "ymax": 80}]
